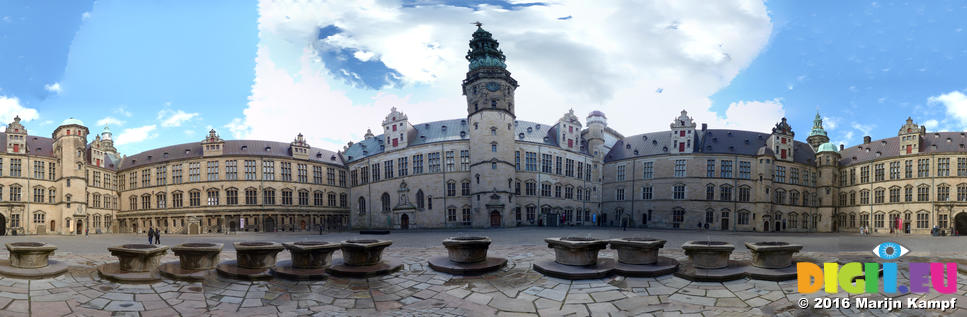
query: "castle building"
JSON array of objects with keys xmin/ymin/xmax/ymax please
[{"xmin": 1, "ymin": 26, "xmax": 964, "ymax": 236}]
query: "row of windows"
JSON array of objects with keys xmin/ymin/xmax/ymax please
[
  {"xmin": 839, "ymin": 212, "xmax": 947, "ymax": 229},
  {"xmin": 772, "ymin": 165, "xmax": 816, "ymax": 186},
  {"xmin": 122, "ymin": 160, "xmax": 346, "ymax": 190},
  {"xmin": 838, "ymin": 184, "xmax": 967, "ymax": 205},
  {"xmin": 613, "ymin": 184, "xmax": 759, "ymax": 203},
  {"xmin": 516, "ymin": 151, "xmax": 592, "ymax": 181},
  {"xmin": 843, "ymin": 157, "xmax": 967, "ymax": 186},
  {"xmin": 127, "ymin": 188, "xmax": 348, "ymax": 211},
  {"xmin": 0, "ymin": 159, "xmax": 56, "ymax": 180}
]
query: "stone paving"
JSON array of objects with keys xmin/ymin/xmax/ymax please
[{"xmin": 0, "ymin": 244, "xmax": 966, "ymax": 316}]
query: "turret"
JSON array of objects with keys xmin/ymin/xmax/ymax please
[
  {"xmin": 585, "ymin": 110, "xmax": 607, "ymax": 160},
  {"xmin": 100, "ymin": 125, "xmax": 117, "ymax": 154},
  {"xmin": 670, "ymin": 110, "xmax": 696, "ymax": 154},
  {"xmin": 806, "ymin": 112, "xmax": 829, "ymax": 152},
  {"xmin": 53, "ymin": 118, "xmax": 90, "ymax": 218}
]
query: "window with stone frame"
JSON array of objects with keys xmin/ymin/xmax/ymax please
[
  {"xmin": 189, "ymin": 190, "xmax": 200, "ymax": 206},
  {"xmin": 172, "ymin": 192, "xmax": 183, "ymax": 208},
  {"xmin": 739, "ymin": 161, "xmax": 751, "ymax": 179},
  {"xmin": 673, "ymin": 184, "xmax": 686, "ymax": 200},
  {"xmin": 446, "ymin": 181, "xmax": 456, "ymax": 197},
  {"xmin": 616, "ymin": 188, "xmax": 625, "ymax": 201},
  {"xmin": 917, "ymin": 158, "xmax": 930, "ymax": 178},
  {"xmin": 281, "ymin": 189, "xmax": 293, "ymax": 205},
  {"xmin": 904, "ymin": 186, "xmax": 913, "ymax": 202},
  {"xmin": 917, "ymin": 212, "xmax": 929, "ymax": 229},
  {"xmin": 889, "ymin": 161, "xmax": 900, "ymax": 180},
  {"xmin": 616, "ymin": 164, "xmax": 625, "ymax": 181},
  {"xmin": 226, "ymin": 188, "xmax": 238, "ymax": 205},
  {"xmin": 937, "ymin": 184, "xmax": 950, "ymax": 201},
  {"xmin": 860, "ymin": 166, "xmax": 869, "ymax": 183},
  {"xmin": 298, "ymin": 190, "xmax": 309, "ymax": 206},
  {"xmin": 738, "ymin": 186, "xmax": 750, "ymax": 202},
  {"xmin": 905, "ymin": 160, "xmax": 913, "ymax": 178},
  {"xmin": 859, "ymin": 190, "xmax": 870, "ymax": 204},
  {"xmin": 447, "ymin": 207, "xmax": 456, "ymax": 222},
  {"xmin": 641, "ymin": 186, "xmax": 653, "ymax": 200},
  {"xmin": 706, "ymin": 159, "xmax": 715, "ymax": 177},
  {"xmin": 874, "ymin": 188, "xmax": 885, "ymax": 204},
  {"xmin": 263, "ymin": 189, "xmax": 276, "ymax": 205},
  {"xmin": 874, "ymin": 163, "xmax": 885, "ymax": 181},
  {"xmin": 938, "ymin": 158, "xmax": 950, "ymax": 177},
  {"xmin": 642, "ymin": 162, "xmax": 654, "ymax": 179},
  {"xmin": 917, "ymin": 185, "xmax": 930, "ymax": 202},
  {"xmin": 720, "ymin": 160, "xmax": 733, "ymax": 178},
  {"xmin": 705, "ymin": 184, "xmax": 714, "ymax": 200},
  {"xmin": 172, "ymin": 164, "xmax": 184, "ymax": 184}
]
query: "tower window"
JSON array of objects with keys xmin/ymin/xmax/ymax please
[{"xmin": 491, "ymin": 100, "xmax": 497, "ymax": 108}]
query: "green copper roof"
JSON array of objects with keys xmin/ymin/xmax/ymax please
[
  {"xmin": 60, "ymin": 117, "xmax": 84, "ymax": 126},
  {"xmin": 817, "ymin": 142, "xmax": 838, "ymax": 153},
  {"xmin": 466, "ymin": 25, "xmax": 507, "ymax": 71},
  {"xmin": 809, "ymin": 112, "xmax": 827, "ymax": 137}
]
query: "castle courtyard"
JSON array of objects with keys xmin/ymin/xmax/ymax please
[{"xmin": 0, "ymin": 228, "xmax": 964, "ymax": 316}]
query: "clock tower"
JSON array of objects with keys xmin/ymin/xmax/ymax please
[{"xmin": 463, "ymin": 23, "xmax": 518, "ymax": 228}]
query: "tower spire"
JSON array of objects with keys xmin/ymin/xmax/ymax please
[{"xmin": 465, "ymin": 23, "xmax": 507, "ymax": 70}]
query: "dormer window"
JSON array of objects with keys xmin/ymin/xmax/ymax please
[
  {"xmin": 265, "ymin": 147, "xmax": 271, "ymax": 152},
  {"xmin": 519, "ymin": 133, "xmax": 524, "ymax": 139},
  {"xmin": 163, "ymin": 152, "xmax": 169, "ymax": 158},
  {"xmin": 185, "ymin": 149, "xmax": 190, "ymax": 155},
  {"xmin": 441, "ymin": 125, "xmax": 447, "ymax": 131}
]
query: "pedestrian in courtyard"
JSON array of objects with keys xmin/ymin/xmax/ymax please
[
  {"xmin": 148, "ymin": 227, "xmax": 154, "ymax": 244},
  {"xmin": 155, "ymin": 228, "xmax": 161, "ymax": 244}
]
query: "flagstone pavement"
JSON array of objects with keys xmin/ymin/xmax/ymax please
[{"xmin": 0, "ymin": 246, "xmax": 965, "ymax": 317}]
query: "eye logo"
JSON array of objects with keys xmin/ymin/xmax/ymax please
[{"xmin": 873, "ymin": 242, "xmax": 909, "ymax": 260}]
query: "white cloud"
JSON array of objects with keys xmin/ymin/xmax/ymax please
[
  {"xmin": 157, "ymin": 109, "xmax": 199, "ymax": 127},
  {"xmin": 116, "ymin": 125, "xmax": 158, "ymax": 146},
  {"xmin": 923, "ymin": 119, "xmax": 939, "ymax": 130},
  {"xmin": 44, "ymin": 82, "xmax": 62, "ymax": 94},
  {"xmin": 246, "ymin": 0, "xmax": 775, "ymax": 150},
  {"xmin": 713, "ymin": 99, "xmax": 786, "ymax": 132},
  {"xmin": 114, "ymin": 106, "xmax": 133, "ymax": 117},
  {"xmin": 0, "ymin": 95, "xmax": 40, "ymax": 124},
  {"xmin": 823, "ymin": 116, "xmax": 839, "ymax": 130},
  {"xmin": 96, "ymin": 116, "xmax": 123, "ymax": 127},
  {"xmin": 851, "ymin": 122, "xmax": 875, "ymax": 137},
  {"xmin": 930, "ymin": 90, "xmax": 967, "ymax": 127},
  {"xmin": 82, "ymin": 12, "xmax": 91, "ymax": 20}
]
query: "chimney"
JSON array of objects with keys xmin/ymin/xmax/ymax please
[
  {"xmin": 920, "ymin": 126, "xmax": 926, "ymax": 134},
  {"xmin": 863, "ymin": 136, "xmax": 871, "ymax": 144},
  {"xmin": 839, "ymin": 144, "xmax": 845, "ymax": 151},
  {"xmin": 701, "ymin": 123, "xmax": 707, "ymax": 131}
]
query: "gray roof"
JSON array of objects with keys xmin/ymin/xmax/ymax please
[
  {"xmin": 0, "ymin": 133, "xmax": 56, "ymax": 158},
  {"xmin": 605, "ymin": 129, "xmax": 815, "ymax": 165},
  {"xmin": 840, "ymin": 132, "xmax": 967, "ymax": 166},
  {"xmin": 343, "ymin": 118, "xmax": 572, "ymax": 163},
  {"xmin": 121, "ymin": 139, "xmax": 343, "ymax": 170}
]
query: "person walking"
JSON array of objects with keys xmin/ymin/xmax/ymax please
[
  {"xmin": 154, "ymin": 228, "xmax": 161, "ymax": 244},
  {"xmin": 148, "ymin": 227, "xmax": 154, "ymax": 244}
]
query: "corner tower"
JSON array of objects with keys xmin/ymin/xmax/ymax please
[{"xmin": 463, "ymin": 23, "xmax": 517, "ymax": 228}]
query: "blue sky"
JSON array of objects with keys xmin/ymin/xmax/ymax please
[{"xmin": 1, "ymin": 1, "xmax": 965, "ymax": 155}]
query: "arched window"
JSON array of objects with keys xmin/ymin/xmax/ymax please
[
  {"xmin": 381, "ymin": 193, "xmax": 391, "ymax": 212},
  {"xmin": 358, "ymin": 197, "xmax": 366, "ymax": 214},
  {"xmin": 416, "ymin": 190, "xmax": 424, "ymax": 209}
]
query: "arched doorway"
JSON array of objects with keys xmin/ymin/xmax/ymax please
[
  {"xmin": 300, "ymin": 220, "xmax": 306, "ymax": 231},
  {"xmin": 76, "ymin": 219, "xmax": 83, "ymax": 235},
  {"xmin": 955, "ymin": 212, "xmax": 967, "ymax": 236},
  {"xmin": 264, "ymin": 217, "xmax": 276, "ymax": 232},
  {"xmin": 230, "ymin": 221, "xmax": 238, "ymax": 232},
  {"xmin": 721, "ymin": 211, "xmax": 730, "ymax": 231},
  {"xmin": 0, "ymin": 214, "xmax": 6, "ymax": 236},
  {"xmin": 401, "ymin": 214, "xmax": 409, "ymax": 229},
  {"xmin": 763, "ymin": 220, "xmax": 770, "ymax": 232},
  {"xmin": 490, "ymin": 210, "xmax": 501, "ymax": 227},
  {"xmin": 599, "ymin": 213, "xmax": 607, "ymax": 227},
  {"xmin": 50, "ymin": 220, "xmax": 55, "ymax": 233},
  {"xmin": 132, "ymin": 222, "xmax": 138, "ymax": 233}
]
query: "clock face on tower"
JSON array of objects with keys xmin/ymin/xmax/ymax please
[{"xmin": 486, "ymin": 82, "xmax": 501, "ymax": 92}]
